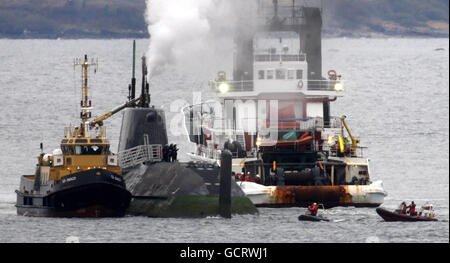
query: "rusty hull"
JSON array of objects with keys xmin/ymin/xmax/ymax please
[{"xmin": 259, "ymin": 185, "xmax": 379, "ymax": 208}]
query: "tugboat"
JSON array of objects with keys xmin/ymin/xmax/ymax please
[
  {"xmin": 15, "ymin": 55, "xmax": 133, "ymax": 217},
  {"xmin": 183, "ymin": 1, "xmax": 387, "ymax": 208}
]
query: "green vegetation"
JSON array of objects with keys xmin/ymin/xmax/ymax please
[{"xmin": 0, "ymin": 0, "xmax": 448, "ymax": 38}]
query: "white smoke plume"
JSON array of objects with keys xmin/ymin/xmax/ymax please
[{"xmin": 145, "ymin": 0, "xmax": 244, "ymax": 76}]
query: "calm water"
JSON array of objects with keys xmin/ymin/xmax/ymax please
[{"xmin": 0, "ymin": 38, "xmax": 448, "ymax": 243}]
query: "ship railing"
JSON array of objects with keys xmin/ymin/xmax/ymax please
[
  {"xmin": 254, "ymin": 53, "xmax": 307, "ymax": 62},
  {"xmin": 212, "ymin": 79, "xmax": 343, "ymax": 93},
  {"xmin": 63, "ymin": 126, "xmax": 107, "ymax": 139},
  {"xmin": 185, "ymin": 116, "xmax": 342, "ymax": 139},
  {"xmin": 328, "ymin": 145, "xmax": 368, "ymax": 158},
  {"xmin": 300, "ymin": 117, "xmax": 342, "ymax": 130},
  {"xmin": 118, "ymin": 144, "xmax": 162, "ymax": 169},
  {"xmin": 259, "ymin": 117, "xmax": 342, "ymax": 132},
  {"xmin": 64, "ymin": 126, "xmax": 77, "ymax": 138},
  {"xmin": 215, "ymin": 80, "xmax": 254, "ymax": 92},
  {"xmin": 307, "ymin": 79, "xmax": 343, "ymax": 92},
  {"xmin": 196, "ymin": 145, "xmax": 222, "ymax": 161}
]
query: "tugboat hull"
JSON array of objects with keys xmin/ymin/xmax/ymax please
[{"xmin": 16, "ymin": 169, "xmax": 131, "ymax": 218}]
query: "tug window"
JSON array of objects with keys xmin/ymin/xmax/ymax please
[
  {"xmin": 61, "ymin": 146, "xmax": 74, "ymax": 155},
  {"xmin": 287, "ymin": 70, "xmax": 295, "ymax": 80},
  {"xmin": 258, "ymin": 70, "xmax": 265, "ymax": 80},
  {"xmin": 267, "ymin": 70, "xmax": 274, "ymax": 80},
  {"xmin": 276, "ymin": 69, "xmax": 286, "ymax": 80},
  {"xmin": 296, "ymin": 70, "xmax": 303, "ymax": 80},
  {"xmin": 75, "ymin": 145, "xmax": 104, "ymax": 155}
]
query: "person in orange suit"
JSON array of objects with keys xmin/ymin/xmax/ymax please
[
  {"xmin": 407, "ymin": 201, "xmax": 417, "ymax": 216},
  {"xmin": 308, "ymin": 203, "xmax": 319, "ymax": 216}
]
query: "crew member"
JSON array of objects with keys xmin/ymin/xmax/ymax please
[
  {"xmin": 255, "ymin": 174, "xmax": 262, "ymax": 184},
  {"xmin": 400, "ymin": 201, "xmax": 407, "ymax": 214},
  {"xmin": 171, "ymin": 144, "xmax": 178, "ymax": 162},
  {"xmin": 239, "ymin": 173, "xmax": 245, "ymax": 182},
  {"xmin": 162, "ymin": 145, "xmax": 169, "ymax": 162},
  {"xmin": 407, "ymin": 201, "xmax": 417, "ymax": 216},
  {"xmin": 245, "ymin": 172, "xmax": 252, "ymax": 182},
  {"xmin": 308, "ymin": 203, "xmax": 319, "ymax": 216},
  {"xmin": 168, "ymin": 144, "xmax": 174, "ymax": 162}
]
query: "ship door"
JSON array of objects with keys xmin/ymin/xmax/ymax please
[{"xmin": 330, "ymin": 164, "xmax": 346, "ymax": 186}]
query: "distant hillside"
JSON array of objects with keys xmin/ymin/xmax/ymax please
[
  {"xmin": 0, "ymin": 0, "xmax": 448, "ymax": 38},
  {"xmin": 322, "ymin": 0, "xmax": 449, "ymax": 37},
  {"xmin": 0, "ymin": 0, "xmax": 147, "ymax": 38}
]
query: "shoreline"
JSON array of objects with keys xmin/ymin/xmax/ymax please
[{"xmin": 1, "ymin": 34, "xmax": 449, "ymax": 40}]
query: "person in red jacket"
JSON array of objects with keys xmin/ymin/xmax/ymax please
[
  {"xmin": 308, "ymin": 203, "xmax": 319, "ymax": 216},
  {"xmin": 407, "ymin": 201, "xmax": 417, "ymax": 216},
  {"xmin": 239, "ymin": 173, "xmax": 245, "ymax": 182},
  {"xmin": 400, "ymin": 201, "xmax": 407, "ymax": 214},
  {"xmin": 245, "ymin": 172, "xmax": 252, "ymax": 182}
]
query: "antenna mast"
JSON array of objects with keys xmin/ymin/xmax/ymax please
[
  {"xmin": 140, "ymin": 55, "xmax": 150, "ymax": 108},
  {"xmin": 74, "ymin": 55, "xmax": 98, "ymax": 135},
  {"xmin": 129, "ymin": 40, "xmax": 137, "ymax": 101}
]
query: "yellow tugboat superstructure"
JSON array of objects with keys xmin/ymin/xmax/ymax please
[{"xmin": 16, "ymin": 55, "xmax": 133, "ymax": 217}]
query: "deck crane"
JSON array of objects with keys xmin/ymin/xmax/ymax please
[{"xmin": 340, "ymin": 116, "xmax": 360, "ymax": 157}]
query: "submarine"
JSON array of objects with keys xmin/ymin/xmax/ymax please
[{"xmin": 118, "ymin": 41, "xmax": 258, "ymax": 218}]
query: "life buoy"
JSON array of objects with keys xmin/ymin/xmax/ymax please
[
  {"xmin": 328, "ymin": 70, "xmax": 337, "ymax": 80},
  {"xmin": 297, "ymin": 80, "xmax": 304, "ymax": 89}
]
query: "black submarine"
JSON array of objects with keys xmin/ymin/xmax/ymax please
[{"xmin": 118, "ymin": 41, "xmax": 257, "ymax": 218}]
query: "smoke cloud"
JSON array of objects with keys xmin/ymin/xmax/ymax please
[{"xmin": 146, "ymin": 0, "xmax": 237, "ymax": 76}]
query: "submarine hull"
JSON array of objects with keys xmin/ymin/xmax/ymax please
[
  {"xmin": 118, "ymin": 107, "xmax": 257, "ymax": 217},
  {"xmin": 123, "ymin": 162, "xmax": 258, "ymax": 218},
  {"xmin": 16, "ymin": 169, "xmax": 131, "ymax": 218}
]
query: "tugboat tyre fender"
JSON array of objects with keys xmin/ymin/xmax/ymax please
[
  {"xmin": 328, "ymin": 70, "xmax": 337, "ymax": 80},
  {"xmin": 297, "ymin": 80, "xmax": 304, "ymax": 89}
]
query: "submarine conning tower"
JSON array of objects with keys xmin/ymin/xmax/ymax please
[
  {"xmin": 118, "ymin": 108, "xmax": 168, "ymax": 157},
  {"xmin": 233, "ymin": 0, "xmax": 329, "ymax": 124},
  {"xmin": 118, "ymin": 45, "xmax": 168, "ymax": 168}
]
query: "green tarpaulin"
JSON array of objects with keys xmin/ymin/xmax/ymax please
[{"xmin": 282, "ymin": 129, "xmax": 298, "ymax": 141}]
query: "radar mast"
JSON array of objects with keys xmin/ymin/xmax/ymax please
[{"xmin": 73, "ymin": 55, "xmax": 98, "ymax": 137}]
